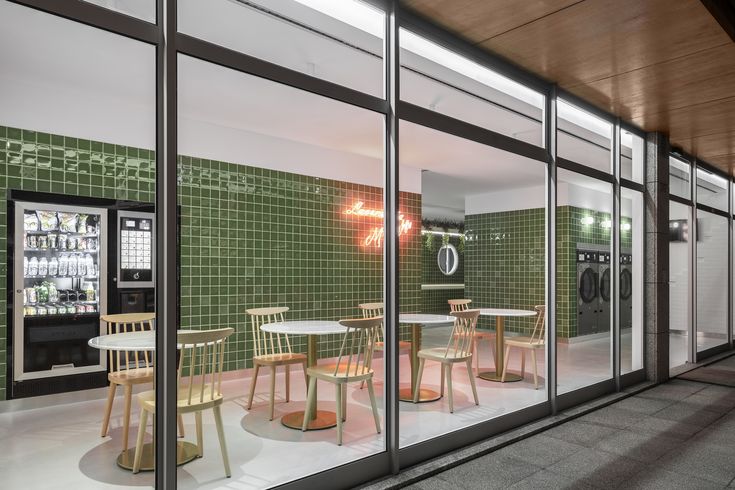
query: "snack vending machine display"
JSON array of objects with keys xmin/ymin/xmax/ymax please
[
  {"xmin": 12, "ymin": 202, "xmax": 107, "ymax": 392},
  {"xmin": 117, "ymin": 210, "xmax": 154, "ymax": 288}
]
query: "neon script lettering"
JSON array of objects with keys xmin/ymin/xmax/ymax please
[{"xmin": 343, "ymin": 201, "xmax": 413, "ymax": 248}]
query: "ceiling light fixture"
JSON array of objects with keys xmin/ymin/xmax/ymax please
[{"xmin": 581, "ymin": 216, "xmax": 594, "ymax": 225}]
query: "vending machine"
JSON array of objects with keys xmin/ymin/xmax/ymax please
[
  {"xmin": 12, "ymin": 201, "xmax": 107, "ymax": 396},
  {"xmin": 113, "ymin": 210, "xmax": 155, "ymax": 313}
]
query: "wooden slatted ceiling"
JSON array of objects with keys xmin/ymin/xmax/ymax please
[{"xmin": 401, "ymin": 0, "xmax": 735, "ymax": 175}]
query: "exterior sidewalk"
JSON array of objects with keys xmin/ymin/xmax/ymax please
[{"xmin": 370, "ymin": 356, "xmax": 735, "ymax": 489}]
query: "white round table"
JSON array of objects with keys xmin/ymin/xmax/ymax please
[
  {"xmin": 260, "ymin": 320, "xmax": 346, "ymax": 430},
  {"xmin": 398, "ymin": 314, "xmax": 455, "ymax": 402},
  {"xmin": 88, "ymin": 330, "xmax": 199, "ymax": 471},
  {"xmin": 477, "ymin": 308, "xmax": 538, "ymax": 382}
]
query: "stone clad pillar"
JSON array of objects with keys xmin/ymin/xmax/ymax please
[{"xmin": 645, "ymin": 132, "xmax": 670, "ymax": 383}]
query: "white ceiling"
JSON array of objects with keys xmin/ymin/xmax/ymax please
[{"xmin": 1, "ymin": 0, "xmax": 613, "ymax": 222}]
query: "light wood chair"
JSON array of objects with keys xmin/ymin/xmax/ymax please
[
  {"xmin": 246, "ymin": 307, "xmax": 307, "ymax": 421},
  {"xmin": 448, "ymin": 299, "xmax": 494, "ymax": 376},
  {"xmin": 100, "ymin": 313, "xmax": 170, "ymax": 455},
  {"xmin": 502, "ymin": 305, "xmax": 546, "ymax": 389},
  {"xmin": 133, "ymin": 328, "xmax": 234, "ymax": 477},
  {"xmin": 414, "ymin": 309, "xmax": 480, "ymax": 413},
  {"xmin": 302, "ymin": 316, "xmax": 383, "ymax": 446},
  {"xmin": 357, "ymin": 302, "xmax": 411, "ymax": 389}
]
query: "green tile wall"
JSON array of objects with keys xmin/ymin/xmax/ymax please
[
  {"xmin": 466, "ymin": 206, "xmax": 632, "ymax": 338},
  {"xmin": 179, "ymin": 157, "xmax": 420, "ymax": 370},
  {"xmin": 0, "ymin": 125, "xmax": 421, "ymax": 400},
  {"xmin": 465, "ymin": 209, "xmax": 546, "ymax": 335},
  {"xmin": 421, "ymin": 235, "xmax": 464, "ymax": 314}
]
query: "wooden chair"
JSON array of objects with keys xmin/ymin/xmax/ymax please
[
  {"xmin": 246, "ymin": 307, "xmax": 307, "ymax": 421},
  {"xmin": 133, "ymin": 328, "xmax": 234, "ymax": 477},
  {"xmin": 502, "ymin": 305, "xmax": 546, "ymax": 389},
  {"xmin": 100, "ymin": 313, "xmax": 163, "ymax": 454},
  {"xmin": 302, "ymin": 316, "xmax": 383, "ymax": 445},
  {"xmin": 448, "ymin": 299, "xmax": 494, "ymax": 376},
  {"xmin": 357, "ymin": 302, "xmax": 411, "ymax": 389},
  {"xmin": 414, "ymin": 309, "xmax": 480, "ymax": 413}
]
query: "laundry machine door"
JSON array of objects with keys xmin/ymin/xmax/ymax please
[{"xmin": 579, "ymin": 267, "xmax": 598, "ymax": 304}]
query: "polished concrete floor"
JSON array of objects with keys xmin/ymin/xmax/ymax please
[
  {"xmin": 406, "ymin": 356, "xmax": 735, "ymax": 489},
  {"xmin": 0, "ymin": 332, "xmax": 638, "ymax": 490}
]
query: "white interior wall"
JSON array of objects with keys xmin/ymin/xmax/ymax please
[
  {"xmin": 696, "ymin": 212, "xmax": 729, "ymax": 336},
  {"xmin": 669, "ymin": 202, "xmax": 690, "ymax": 333}
]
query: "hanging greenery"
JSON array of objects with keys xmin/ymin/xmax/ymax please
[
  {"xmin": 425, "ymin": 232, "xmax": 436, "ymax": 251},
  {"xmin": 441, "ymin": 233, "xmax": 450, "ymax": 246},
  {"xmin": 458, "ymin": 233, "xmax": 466, "ymax": 254}
]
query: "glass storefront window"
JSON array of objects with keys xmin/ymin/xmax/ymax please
[
  {"xmin": 178, "ymin": 0, "xmax": 385, "ymax": 97},
  {"xmin": 696, "ymin": 209, "xmax": 729, "ymax": 352},
  {"xmin": 621, "ymin": 188, "xmax": 643, "ymax": 374},
  {"xmin": 399, "ymin": 28, "xmax": 544, "ymax": 146},
  {"xmin": 696, "ymin": 167, "xmax": 729, "ymax": 211},
  {"xmin": 669, "ymin": 200, "xmax": 691, "ymax": 369},
  {"xmin": 178, "ymin": 54, "xmax": 386, "ymax": 487},
  {"xmin": 556, "ymin": 169, "xmax": 612, "ymax": 393},
  {"xmin": 0, "ymin": 1, "xmax": 156, "ymax": 487},
  {"xmin": 399, "ymin": 120, "xmax": 547, "ymax": 448},
  {"xmin": 82, "ymin": 0, "xmax": 156, "ymax": 23},
  {"xmin": 621, "ymin": 129, "xmax": 644, "ymax": 183},
  {"xmin": 670, "ymin": 156, "xmax": 691, "ymax": 200},
  {"xmin": 557, "ymin": 99, "xmax": 612, "ymax": 173}
]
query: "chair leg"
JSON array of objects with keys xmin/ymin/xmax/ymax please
[
  {"xmin": 269, "ymin": 365, "xmax": 277, "ymax": 421},
  {"xmin": 341, "ymin": 382, "xmax": 347, "ymax": 422},
  {"xmin": 101, "ymin": 382, "xmax": 117, "ymax": 437},
  {"xmin": 474, "ymin": 338, "xmax": 480, "ymax": 376},
  {"xmin": 177, "ymin": 414, "xmax": 185, "ymax": 438},
  {"xmin": 501, "ymin": 346, "xmax": 511, "ymax": 382},
  {"xmin": 440, "ymin": 363, "xmax": 445, "ymax": 396},
  {"xmin": 247, "ymin": 364, "xmax": 260, "ymax": 410},
  {"xmin": 413, "ymin": 358, "xmax": 425, "ymax": 403},
  {"xmin": 521, "ymin": 350, "xmax": 526, "ymax": 377},
  {"xmin": 132, "ymin": 408, "xmax": 148, "ymax": 474},
  {"xmin": 122, "ymin": 384, "xmax": 133, "ymax": 453},
  {"xmin": 366, "ymin": 378, "xmax": 381, "ymax": 434},
  {"xmin": 195, "ymin": 411, "xmax": 203, "ymax": 457},
  {"xmin": 466, "ymin": 359, "xmax": 479, "ymax": 405},
  {"xmin": 531, "ymin": 349, "xmax": 539, "ymax": 389},
  {"xmin": 445, "ymin": 364, "xmax": 454, "ymax": 413},
  {"xmin": 285, "ymin": 364, "xmax": 291, "ymax": 403},
  {"xmin": 335, "ymin": 383, "xmax": 344, "ymax": 446},
  {"xmin": 302, "ymin": 377, "xmax": 317, "ymax": 431},
  {"xmin": 213, "ymin": 405, "xmax": 231, "ymax": 478}
]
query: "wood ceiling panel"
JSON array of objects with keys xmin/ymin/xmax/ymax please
[
  {"xmin": 400, "ymin": 0, "xmax": 580, "ymax": 43},
  {"xmin": 674, "ymin": 131, "xmax": 735, "ymax": 159},
  {"xmin": 477, "ymin": 0, "xmax": 730, "ymax": 87},
  {"xmin": 563, "ymin": 43, "xmax": 735, "ymax": 122},
  {"xmin": 635, "ymin": 97, "xmax": 735, "ymax": 142},
  {"xmin": 699, "ymin": 154, "xmax": 735, "ymax": 174}
]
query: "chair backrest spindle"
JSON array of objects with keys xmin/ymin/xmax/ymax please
[
  {"xmin": 247, "ymin": 307, "xmax": 290, "ymax": 358},
  {"xmin": 444, "ymin": 309, "xmax": 479, "ymax": 358},
  {"xmin": 333, "ymin": 317, "xmax": 383, "ymax": 378},
  {"xmin": 177, "ymin": 328, "xmax": 234, "ymax": 407},
  {"xmin": 448, "ymin": 299, "xmax": 472, "ymax": 312},
  {"xmin": 101, "ymin": 313, "xmax": 155, "ymax": 373}
]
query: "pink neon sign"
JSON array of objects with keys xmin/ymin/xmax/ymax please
[{"xmin": 343, "ymin": 201, "xmax": 413, "ymax": 248}]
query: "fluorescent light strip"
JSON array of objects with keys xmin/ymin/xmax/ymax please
[
  {"xmin": 421, "ymin": 230, "xmax": 464, "ymax": 237},
  {"xmin": 291, "ymin": 0, "xmax": 384, "ymax": 37},
  {"xmin": 558, "ymin": 99, "xmax": 612, "ymax": 140}
]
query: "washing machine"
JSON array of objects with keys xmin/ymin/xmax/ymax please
[
  {"xmin": 620, "ymin": 251, "xmax": 633, "ymax": 329},
  {"xmin": 577, "ymin": 248, "xmax": 599, "ymax": 336},
  {"xmin": 597, "ymin": 250, "xmax": 611, "ymax": 333}
]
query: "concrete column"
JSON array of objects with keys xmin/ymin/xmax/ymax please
[{"xmin": 645, "ymin": 132, "xmax": 670, "ymax": 383}]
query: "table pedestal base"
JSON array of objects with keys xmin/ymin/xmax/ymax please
[
  {"xmin": 478, "ymin": 371, "xmax": 523, "ymax": 382},
  {"xmin": 282, "ymin": 410, "xmax": 337, "ymax": 430},
  {"xmin": 117, "ymin": 441, "xmax": 199, "ymax": 471},
  {"xmin": 399, "ymin": 387, "xmax": 441, "ymax": 403}
]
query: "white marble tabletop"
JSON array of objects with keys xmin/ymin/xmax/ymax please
[
  {"xmin": 478, "ymin": 308, "xmax": 537, "ymax": 317},
  {"xmin": 260, "ymin": 320, "xmax": 346, "ymax": 336},
  {"xmin": 88, "ymin": 330, "xmax": 198, "ymax": 351},
  {"xmin": 399, "ymin": 314, "xmax": 455, "ymax": 324}
]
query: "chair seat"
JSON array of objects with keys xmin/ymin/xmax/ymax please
[
  {"xmin": 253, "ymin": 352, "xmax": 307, "ymax": 365},
  {"xmin": 371, "ymin": 340, "xmax": 411, "ymax": 351},
  {"xmin": 474, "ymin": 331, "xmax": 495, "ymax": 339},
  {"xmin": 109, "ymin": 367, "xmax": 154, "ymax": 385},
  {"xmin": 307, "ymin": 362, "xmax": 374, "ymax": 383},
  {"xmin": 137, "ymin": 386, "xmax": 224, "ymax": 413},
  {"xmin": 417, "ymin": 347, "xmax": 471, "ymax": 363},
  {"xmin": 505, "ymin": 337, "xmax": 545, "ymax": 348}
]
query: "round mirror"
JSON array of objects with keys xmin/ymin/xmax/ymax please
[{"xmin": 437, "ymin": 243, "xmax": 459, "ymax": 276}]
